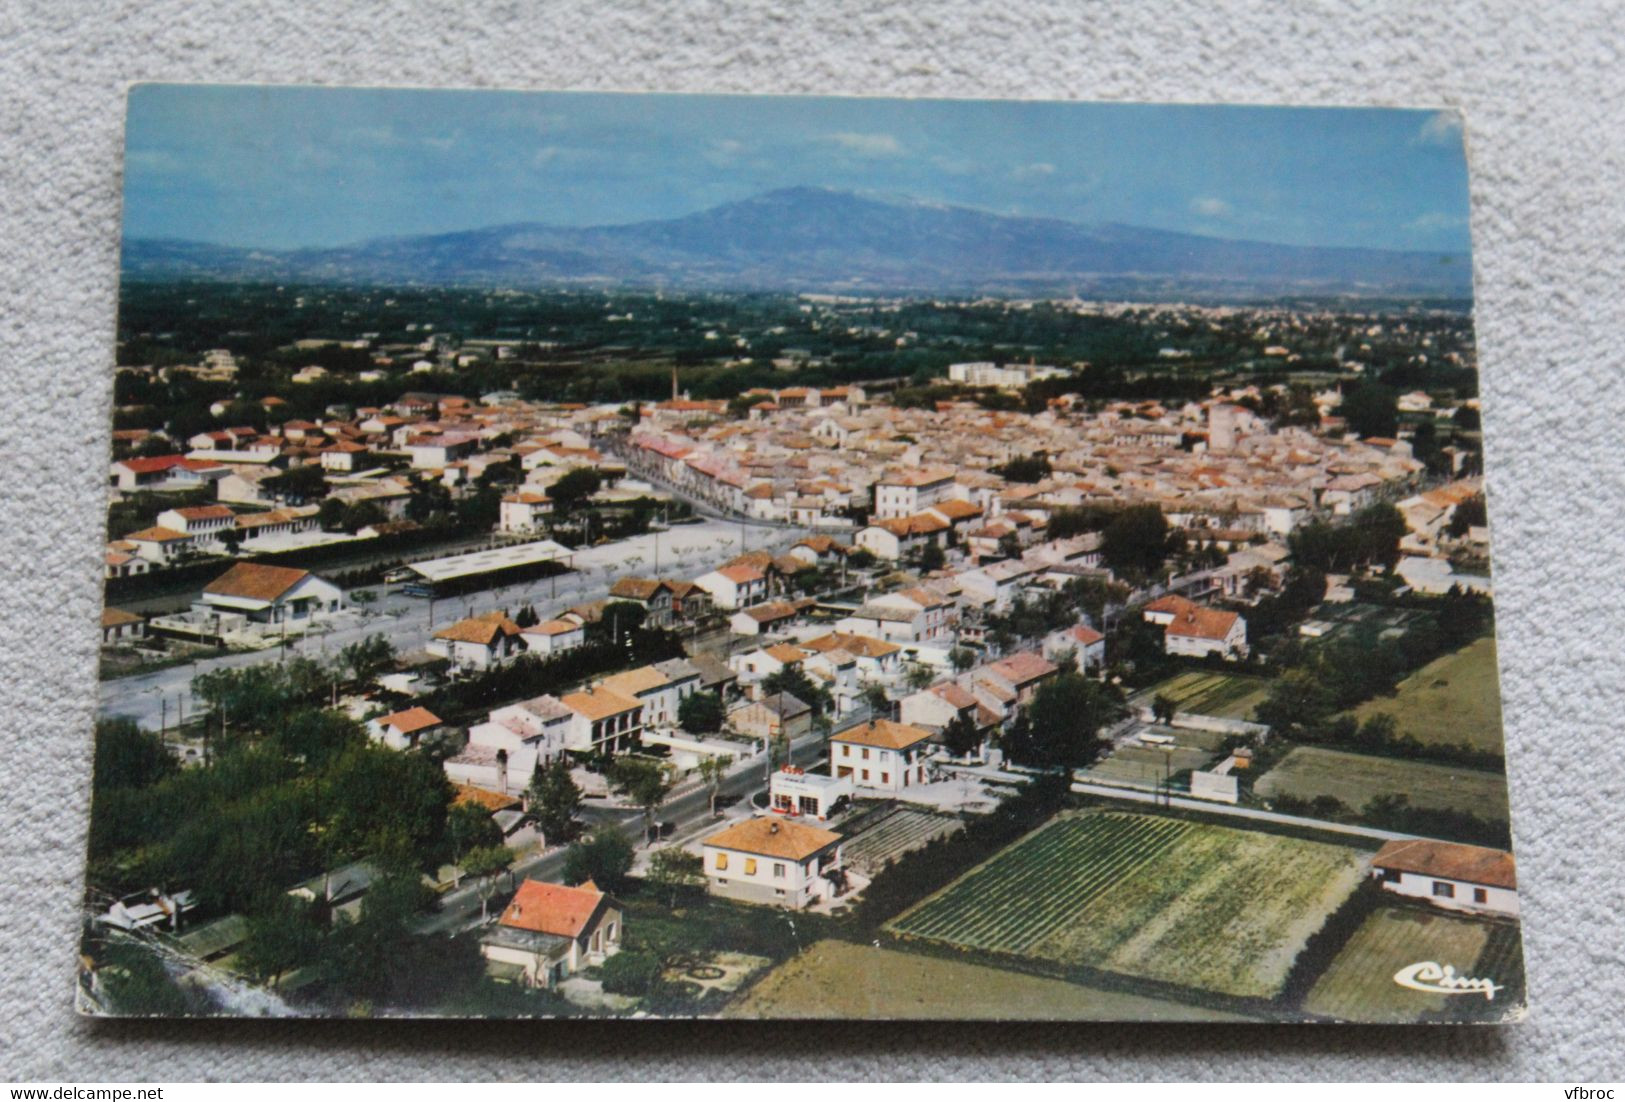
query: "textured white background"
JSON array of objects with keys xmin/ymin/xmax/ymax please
[{"xmin": 3, "ymin": 0, "xmax": 1622, "ymax": 1081}]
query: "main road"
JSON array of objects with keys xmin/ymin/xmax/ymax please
[
  {"xmin": 416, "ymin": 705, "xmax": 873, "ymax": 935},
  {"xmin": 100, "ymin": 516, "xmax": 808, "ymax": 730}
]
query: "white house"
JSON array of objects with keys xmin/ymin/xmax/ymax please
[
  {"xmin": 446, "ymin": 693, "xmax": 577, "ymax": 794},
  {"xmin": 368, "ymin": 706, "xmax": 446, "ymax": 751},
  {"xmin": 428, "ymin": 612, "xmax": 527, "ymax": 672},
  {"xmin": 1143, "ymin": 595, "xmax": 1249, "ymax": 660},
  {"xmin": 481, "ymin": 879, "xmax": 622, "ymax": 989},
  {"xmin": 829, "ymin": 719, "xmax": 935, "ymax": 793},
  {"xmin": 873, "ymin": 468, "xmax": 957, "ymax": 519},
  {"xmin": 197, "ymin": 563, "xmax": 343, "ymax": 625},
  {"xmin": 520, "ymin": 618, "xmax": 585, "ymax": 656},
  {"xmin": 768, "ymin": 765, "xmax": 854, "ymax": 821},
  {"xmin": 691, "ymin": 564, "xmax": 768, "ymax": 611},
  {"xmin": 499, "ymin": 491, "xmax": 553, "ymax": 533},
  {"xmin": 1042, "ymin": 624, "xmax": 1106, "ymax": 672},
  {"xmin": 1370, "ymin": 839, "xmax": 1518, "ymax": 918},
  {"xmin": 703, "ymin": 817, "xmax": 845, "ymax": 910}
]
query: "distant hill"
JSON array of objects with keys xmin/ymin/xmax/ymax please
[{"xmin": 122, "ymin": 186, "xmax": 1473, "ymax": 300}]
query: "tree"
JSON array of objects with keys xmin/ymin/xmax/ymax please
[
  {"xmin": 860, "ymin": 681, "xmax": 891, "ymax": 717},
  {"xmin": 918, "ymin": 540, "xmax": 946, "ymax": 571},
  {"xmin": 237, "ymin": 894, "xmax": 322, "ymax": 988},
  {"xmin": 904, "ymin": 663, "xmax": 935, "ymax": 691},
  {"xmin": 677, "ymin": 690, "xmax": 725, "ymax": 734},
  {"xmin": 1342, "ymin": 383, "xmax": 1400, "ymax": 438},
  {"xmin": 563, "ymin": 825, "xmax": 635, "ymax": 892},
  {"xmin": 1004, "ymin": 671, "xmax": 1124, "ymax": 771},
  {"xmin": 941, "ymin": 711, "xmax": 982, "ymax": 759},
  {"xmin": 695, "ymin": 753, "xmax": 734, "ymax": 816},
  {"xmin": 445, "ymin": 801, "xmax": 502, "ymax": 878},
  {"xmin": 1253, "ymin": 669, "xmax": 1336, "ymax": 739},
  {"xmin": 318, "ymin": 497, "xmax": 348, "ymax": 532},
  {"xmin": 460, "ymin": 844, "xmax": 515, "ymax": 922},
  {"xmin": 609, "ymin": 757, "xmax": 674, "ymax": 841},
  {"xmin": 599, "ymin": 949, "xmax": 663, "ymax": 996},
  {"xmin": 92, "ymin": 717, "xmax": 176, "ymax": 794},
  {"xmin": 847, "ymin": 548, "xmax": 877, "ymax": 570},
  {"xmin": 992, "ymin": 453, "xmax": 1052, "ymax": 483},
  {"xmin": 761, "ymin": 664, "xmax": 833, "ymax": 721},
  {"xmin": 1446, "ymin": 494, "xmax": 1488, "ymax": 539},
  {"xmin": 1101, "ymin": 504, "xmax": 1173, "ymax": 580},
  {"xmin": 646, "ymin": 846, "xmax": 704, "ymax": 905},
  {"xmin": 528, "ymin": 758, "xmax": 582, "ymax": 844},
  {"xmin": 264, "ymin": 463, "xmax": 329, "ymax": 503},
  {"xmin": 1151, "ymin": 693, "xmax": 1178, "ymax": 726},
  {"xmin": 949, "ymin": 646, "xmax": 976, "ymax": 673},
  {"xmin": 338, "ymin": 633, "xmax": 396, "ymax": 690},
  {"xmin": 549, "ymin": 466, "xmax": 603, "ymax": 514}
]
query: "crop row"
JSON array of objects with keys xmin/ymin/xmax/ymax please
[{"xmin": 892, "ymin": 814, "xmax": 1194, "ymax": 952}]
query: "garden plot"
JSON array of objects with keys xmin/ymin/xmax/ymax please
[
  {"xmin": 842, "ymin": 808, "xmax": 965, "ymax": 874},
  {"xmin": 889, "ymin": 810, "xmax": 1370, "ymax": 1000}
]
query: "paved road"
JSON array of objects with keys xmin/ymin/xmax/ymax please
[
  {"xmin": 101, "ymin": 517, "xmax": 806, "ymax": 730},
  {"xmin": 944, "ymin": 762, "xmax": 1429, "ymax": 844},
  {"xmin": 417, "ymin": 708, "xmax": 873, "ymax": 935}
]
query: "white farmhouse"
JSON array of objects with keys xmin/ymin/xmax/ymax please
[
  {"xmin": 1370, "ymin": 839, "xmax": 1518, "ymax": 919},
  {"xmin": 703, "ymin": 817, "xmax": 845, "ymax": 910}
]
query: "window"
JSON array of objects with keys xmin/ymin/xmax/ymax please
[
  {"xmin": 841, "ymin": 745, "xmax": 850, "ymax": 758},
  {"xmin": 775, "ymin": 889, "xmax": 786, "ymax": 897},
  {"xmin": 744, "ymin": 858, "xmax": 757, "ymax": 875},
  {"xmin": 881, "ymin": 773, "xmax": 890, "ymax": 785},
  {"xmin": 1432, "ymin": 880, "xmax": 1455, "ymax": 899},
  {"xmin": 862, "ymin": 747, "xmax": 870, "ymax": 760},
  {"xmin": 773, "ymin": 863, "xmax": 786, "ymax": 878},
  {"xmin": 715, "ymin": 853, "xmax": 728, "ymax": 871},
  {"xmin": 861, "ymin": 769, "xmax": 869, "ymax": 781},
  {"xmin": 1474, "ymin": 888, "xmax": 1488, "ymax": 904}
]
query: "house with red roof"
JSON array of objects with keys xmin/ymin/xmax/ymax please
[
  {"xmin": 480, "ymin": 879, "xmax": 623, "ymax": 988},
  {"xmin": 692, "ymin": 563, "xmax": 767, "ymax": 610},
  {"xmin": 1370, "ymin": 839, "xmax": 1518, "ymax": 918},
  {"xmin": 1143, "ymin": 595, "xmax": 1249, "ymax": 660}
]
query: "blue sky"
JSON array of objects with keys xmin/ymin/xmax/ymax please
[{"xmin": 124, "ymin": 84, "xmax": 1473, "ymax": 253}]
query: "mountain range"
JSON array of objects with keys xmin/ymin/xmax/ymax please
[{"xmin": 122, "ymin": 187, "xmax": 1473, "ymax": 300}]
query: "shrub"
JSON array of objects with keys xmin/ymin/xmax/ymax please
[{"xmin": 600, "ymin": 950, "xmax": 663, "ymax": 996}]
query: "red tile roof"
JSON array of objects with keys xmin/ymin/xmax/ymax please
[
  {"xmin": 1372, "ymin": 839, "xmax": 1516, "ymax": 890},
  {"xmin": 498, "ymin": 879, "xmax": 606, "ymax": 939}
]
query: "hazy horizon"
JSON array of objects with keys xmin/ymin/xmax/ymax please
[{"xmin": 124, "ymin": 86, "xmax": 1474, "ymax": 255}]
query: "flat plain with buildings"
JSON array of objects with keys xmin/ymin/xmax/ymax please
[{"xmin": 80, "ymin": 88, "xmax": 1522, "ymax": 1023}]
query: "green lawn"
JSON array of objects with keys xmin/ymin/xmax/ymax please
[
  {"xmin": 1349, "ymin": 636, "xmax": 1506, "ymax": 752},
  {"xmin": 1303, "ymin": 905, "xmax": 1518, "ymax": 1023},
  {"xmin": 889, "ymin": 810, "xmax": 1370, "ymax": 1000},
  {"xmin": 1139, "ymin": 670, "xmax": 1275, "ymax": 720},
  {"xmin": 729, "ymin": 938, "xmax": 1251, "ymax": 1021},
  {"xmin": 1254, "ymin": 746, "xmax": 1510, "ymax": 820}
]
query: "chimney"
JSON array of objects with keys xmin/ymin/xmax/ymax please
[{"xmin": 769, "ymin": 822, "xmax": 780, "ymax": 834}]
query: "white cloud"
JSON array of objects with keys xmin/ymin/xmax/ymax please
[
  {"xmin": 1190, "ymin": 195, "xmax": 1233, "ymax": 218},
  {"xmin": 1417, "ymin": 111, "xmax": 1465, "ymax": 146},
  {"xmin": 1010, "ymin": 162, "xmax": 1057, "ymax": 181},
  {"xmin": 821, "ymin": 131, "xmax": 903, "ymax": 156}
]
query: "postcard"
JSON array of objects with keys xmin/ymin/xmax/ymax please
[{"xmin": 83, "ymin": 84, "xmax": 1522, "ymax": 1022}]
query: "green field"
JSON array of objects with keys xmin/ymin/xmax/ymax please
[
  {"xmin": 1140, "ymin": 670, "xmax": 1274, "ymax": 720},
  {"xmin": 728, "ymin": 939, "xmax": 1251, "ymax": 1021},
  {"xmin": 1255, "ymin": 747, "xmax": 1510, "ymax": 820},
  {"xmin": 1304, "ymin": 905, "xmax": 1521, "ymax": 1022},
  {"xmin": 888, "ymin": 811, "xmax": 1370, "ymax": 1000},
  {"xmin": 1350, "ymin": 636, "xmax": 1505, "ymax": 751}
]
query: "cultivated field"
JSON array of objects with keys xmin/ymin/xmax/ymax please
[
  {"xmin": 888, "ymin": 811, "xmax": 1370, "ymax": 1000},
  {"xmin": 1255, "ymin": 747, "xmax": 1511, "ymax": 820},
  {"xmin": 1350, "ymin": 636, "xmax": 1505, "ymax": 751},
  {"xmin": 842, "ymin": 808, "xmax": 964, "ymax": 874},
  {"xmin": 1303, "ymin": 905, "xmax": 1519, "ymax": 1022},
  {"xmin": 728, "ymin": 939, "xmax": 1250, "ymax": 1021},
  {"xmin": 1082, "ymin": 741, "xmax": 1220, "ymax": 789},
  {"xmin": 1139, "ymin": 670, "xmax": 1274, "ymax": 720}
]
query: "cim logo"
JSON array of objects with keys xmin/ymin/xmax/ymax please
[{"xmin": 1392, "ymin": 960, "xmax": 1503, "ymax": 1001}]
